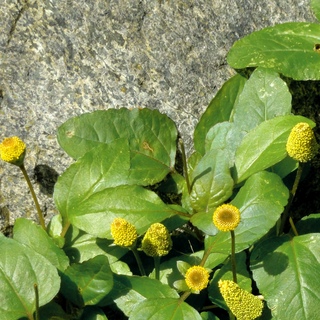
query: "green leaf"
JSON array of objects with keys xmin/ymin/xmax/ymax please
[
  {"xmin": 0, "ymin": 237, "xmax": 60, "ymax": 320},
  {"xmin": 266, "ymin": 155, "xmax": 298, "ymax": 179},
  {"xmin": 66, "ymin": 185, "xmax": 184, "ymax": 238},
  {"xmin": 208, "ymin": 252, "xmax": 252, "ymax": 311},
  {"xmin": 130, "ymin": 298, "xmax": 202, "ymax": 320},
  {"xmin": 292, "ymin": 213, "xmax": 320, "ymax": 235},
  {"xmin": 47, "ymin": 214, "xmax": 65, "ymax": 248},
  {"xmin": 232, "ymin": 67, "xmax": 292, "ymax": 133},
  {"xmin": 235, "ymin": 115, "xmax": 315, "ymax": 183},
  {"xmin": 157, "ymin": 173, "xmax": 186, "ymax": 194},
  {"xmin": 190, "ymin": 211, "xmax": 219, "ymax": 236},
  {"xmin": 251, "ymin": 234, "xmax": 320, "ymax": 320},
  {"xmin": 57, "ymin": 108, "xmax": 177, "ymax": 184},
  {"xmin": 194, "ymin": 73, "xmax": 247, "ymax": 155},
  {"xmin": 227, "ymin": 22, "xmax": 320, "ymax": 80},
  {"xmin": 63, "ymin": 226, "xmax": 128, "ymax": 265},
  {"xmin": 80, "ymin": 306, "xmax": 108, "ymax": 320},
  {"xmin": 311, "ymin": 0, "xmax": 320, "ymax": 22},
  {"xmin": 38, "ymin": 301, "xmax": 68, "ymax": 320},
  {"xmin": 205, "ymin": 171, "xmax": 289, "ymax": 254},
  {"xmin": 187, "ymin": 151, "xmax": 203, "ymax": 175},
  {"xmin": 98, "ymin": 274, "xmax": 179, "ymax": 316},
  {"xmin": 60, "ymin": 255, "xmax": 113, "ymax": 307},
  {"xmin": 190, "ymin": 149, "xmax": 234, "ymax": 212},
  {"xmin": 177, "ymin": 261, "xmax": 192, "ymax": 276},
  {"xmin": 201, "ymin": 311, "xmax": 220, "ymax": 320},
  {"xmin": 13, "ymin": 218, "xmax": 69, "ymax": 272}
]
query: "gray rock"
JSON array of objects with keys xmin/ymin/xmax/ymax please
[{"xmin": 0, "ymin": 0, "xmax": 317, "ymax": 230}]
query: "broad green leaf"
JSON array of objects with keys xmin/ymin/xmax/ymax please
[
  {"xmin": 266, "ymin": 155, "xmax": 298, "ymax": 179},
  {"xmin": 63, "ymin": 226, "xmax": 128, "ymax": 265},
  {"xmin": 47, "ymin": 214, "xmax": 65, "ymax": 248},
  {"xmin": 190, "ymin": 149, "xmax": 234, "ymax": 212},
  {"xmin": 98, "ymin": 274, "xmax": 179, "ymax": 316},
  {"xmin": 232, "ymin": 67, "xmax": 292, "ymax": 133},
  {"xmin": 208, "ymin": 252, "xmax": 251, "ymax": 311},
  {"xmin": 227, "ymin": 22, "xmax": 320, "ymax": 80},
  {"xmin": 201, "ymin": 312, "xmax": 220, "ymax": 320},
  {"xmin": 38, "ymin": 301, "xmax": 68, "ymax": 320},
  {"xmin": 291, "ymin": 213, "xmax": 320, "ymax": 235},
  {"xmin": 0, "ymin": 237, "xmax": 60, "ymax": 320},
  {"xmin": 13, "ymin": 218, "xmax": 69, "ymax": 272},
  {"xmin": 311, "ymin": 0, "xmax": 320, "ymax": 22},
  {"xmin": 205, "ymin": 171, "xmax": 289, "ymax": 255},
  {"xmin": 194, "ymin": 73, "xmax": 247, "ymax": 155},
  {"xmin": 80, "ymin": 306, "xmax": 108, "ymax": 320},
  {"xmin": 54, "ymin": 139, "xmax": 131, "ymax": 222},
  {"xmin": 190, "ymin": 211, "xmax": 219, "ymax": 236},
  {"xmin": 251, "ymin": 234, "xmax": 320, "ymax": 320},
  {"xmin": 187, "ymin": 151, "xmax": 203, "ymax": 175},
  {"xmin": 157, "ymin": 173, "xmax": 185, "ymax": 194},
  {"xmin": 235, "ymin": 115, "xmax": 315, "ymax": 183},
  {"xmin": 66, "ymin": 185, "xmax": 185, "ymax": 238},
  {"xmin": 57, "ymin": 108, "xmax": 177, "ymax": 184},
  {"xmin": 60, "ymin": 255, "xmax": 113, "ymax": 307},
  {"xmin": 130, "ymin": 298, "xmax": 202, "ymax": 320}
]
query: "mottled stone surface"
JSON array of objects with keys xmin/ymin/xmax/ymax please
[{"xmin": 0, "ymin": 0, "xmax": 318, "ymax": 230}]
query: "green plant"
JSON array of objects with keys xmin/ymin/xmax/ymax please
[{"xmin": 2, "ymin": 2, "xmax": 320, "ymax": 320}]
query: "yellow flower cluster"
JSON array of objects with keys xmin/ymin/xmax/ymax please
[
  {"xmin": 0, "ymin": 137, "xmax": 26, "ymax": 165},
  {"xmin": 141, "ymin": 223, "xmax": 172, "ymax": 257},
  {"xmin": 219, "ymin": 280, "xmax": 263, "ymax": 320},
  {"xmin": 111, "ymin": 218, "xmax": 137, "ymax": 247},
  {"xmin": 213, "ymin": 204, "xmax": 241, "ymax": 232},
  {"xmin": 286, "ymin": 122, "xmax": 317, "ymax": 163},
  {"xmin": 185, "ymin": 266, "xmax": 210, "ymax": 291}
]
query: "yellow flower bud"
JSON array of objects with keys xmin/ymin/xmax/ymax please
[
  {"xmin": 185, "ymin": 266, "xmax": 210, "ymax": 291},
  {"xmin": 213, "ymin": 204, "xmax": 240, "ymax": 232},
  {"xmin": 111, "ymin": 218, "xmax": 137, "ymax": 247},
  {"xmin": 141, "ymin": 223, "xmax": 172, "ymax": 257},
  {"xmin": 219, "ymin": 280, "xmax": 263, "ymax": 320},
  {"xmin": 286, "ymin": 122, "xmax": 317, "ymax": 162},
  {"xmin": 0, "ymin": 137, "xmax": 26, "ymax": 166}
]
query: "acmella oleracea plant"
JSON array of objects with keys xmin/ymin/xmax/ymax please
[{"xmin": 1, "ymin": 2, "xmax": 320, "ymax": 319}]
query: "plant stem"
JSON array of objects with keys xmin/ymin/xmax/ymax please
[
  {"xmin": 179, "ymin": 139, "xmax": 191, "ymax": 194},
  {"xmin": 278, "ymin": 163, "xmax": 304, "ymax": 235},
  {"xmin": 19, "ymin": 165, "xmax": 46, "ymax": 231},
  {"xmin": 289, "ymin": 217, "xmax": 299, "ymax": 237},
  {"xmin": 131, "ymin": 247, "xmax": 146, "ymax": 276},
  {"xmin": 230, "ymin": 230, "xmax": 237, "ymax": 283},
  {"xmin": 229, "ymin": 311, "xmax": 236, "ymax": 320},
  {"xmin": 34, "ymin": 283, "xmax": 39, "ymax": 320},
  {"xmin": 179, "ymin": 291, "xmax": 191, "ymax": 302},
  {"xmin": 154, "ymin": 256, "xmax": 161, "ymax": 280},
  {"xmin": 60, "ymin": 220, "xmax": 71, "ymax": 238}
]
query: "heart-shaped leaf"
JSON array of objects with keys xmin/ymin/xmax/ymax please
[
  {"xmin": 194, "ymin": 73, "xmax": 247, "ymax": 155},
  {"xmin": 250, "ymin": 234, "xmax": 320, "ymax": 320},
  {"xmin": 235, "ymin": 115, "xmax": 315, "ymax": 183},
  {"xmin": 205, "ymin": 171, "xmax": 289, "ymax": 255},
  {"xmin": 228, "ymin": 22, "xmax": 320, "ymax": 80},
  {"xmin": 190, "ymin": 149, "xmax": 234, "ymax": 212},
  {"xmin": 0, "ymin": 237, "xmax": 60, "ymax": 320},
  {"xmin": 129, "ymin": 298, "xmax": 202, "ymax": 320},
  {"xmin": 60, "ymin": 255, "xmax": 113, "ymax": 307}
]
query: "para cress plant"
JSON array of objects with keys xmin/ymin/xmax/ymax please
[{"xmin": 2, "ymin": 2, "xmax": 320, "ymax": 320}]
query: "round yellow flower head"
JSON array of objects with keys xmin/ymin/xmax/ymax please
[
  {"xmin": 219, "ymin": 280, "xmax": 263, "ymax": 320},
  {"xmin": 141, "ymin": 223, "xmax": 172, "ymax": 257},
  {"xmin": 111, "ymin": 218, "xmax": 137, "ymax": 247},
  {"xmin": 213, "ymin": 204, "xmax": 240, "ymax": 232},
  {"xmin": 185, "ymin": 266, "xmax": 210, "ymax": 291},
  {"xmin": 286, "ymin": 122, "xmax": 318, "ymax": 162},
  {"xmin": 0, "ymin": 137, "xmax": 26, "ymax": 166}
]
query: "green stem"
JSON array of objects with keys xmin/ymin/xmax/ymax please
[
  {"xmin": 179, "ymin": 291, "xmax": 191, "ymax": 302},
  {"xmin": 131, "ymin": 246, "xmax": 146, "ymax": 276},
  {"xmin": 154, "ymin": 256, "xmax": 161, "ymax": 280},
  {"xmin": 34, "ymin": 283, "xmax": 39, "ymax": 320},
  {"xmin": 230, "ymin": 230, "xmax": 237, "ymax": 283},
  {"xmin": 278, "ymin": 163, "xmax": 304, "ymax": 235},
  {"xmin": 179, "ymin": 139, "xmax": 191, "ymax": 195},
  {"xmin": 289, "ymin": 217, "xmax": 299, "ymax": 237},
  {"xmin": 229, "ymin": 311, "xmax": 236, "ymax": 320},
  {"xmin": 60, "ymin": 220, "xmax": 71, "ymax": 238},
  {"xmin": 19, "ymin": 165, "xmax": 46, "ymax": 231}
]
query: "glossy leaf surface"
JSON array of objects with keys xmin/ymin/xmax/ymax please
[
  {"xmin": 0, "ymin": 237, "xmax": 60, "ymax": 320},
  {"xmin": 60, "ymin": 255, "xmax": 113, "ymax": 307},
  {"xmin": 235, "ymin": 115, "xmax": 315, "ymax": 183},
  {"xmin": 205, "ymin": 171, "xmax": 289, "ymax": 254},
  {"xmin": 251, "ymin": 234, "xmax": 320, "ymax": 320},
  {"xmin": 311, "ymin": 0, "xmax": 320, "ymax": 21},
  {"xmin": 228, "ymin": 22, "xmax": 320, "ymax": 80},
  {"xmin": 130, "ymin": 298, "xmax": 202, "ymax": 320},
  {"xmin": 194, "ymin": 73, "xmax": 247, "ymax": 155}
]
